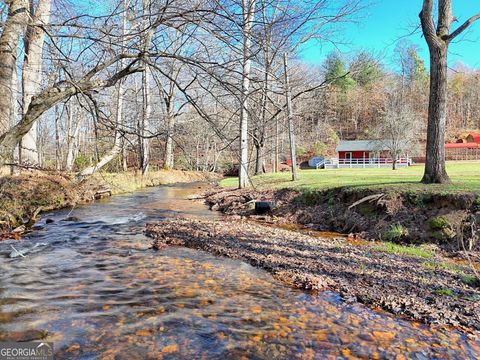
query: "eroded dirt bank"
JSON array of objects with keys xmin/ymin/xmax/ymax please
[
  {"xmin": 146, "ymin": 218, "xmax": 480, "ymax": 332},
  {"xmin": 204, "ymin": 186, "xmax": 480, "ymax": 253}
]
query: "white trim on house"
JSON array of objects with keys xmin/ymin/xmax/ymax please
[{"xmin": 324, "ymin": 157, "xmax": 411, "ymax": 169}]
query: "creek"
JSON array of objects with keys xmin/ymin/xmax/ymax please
[{"xmin": 1, "ymin": 183, "xmax": 478, "ymax": 359}]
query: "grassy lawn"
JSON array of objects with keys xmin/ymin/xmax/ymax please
[{"xmin": 221, "ymin": 162, "xmax": 480, "ymax": 193}]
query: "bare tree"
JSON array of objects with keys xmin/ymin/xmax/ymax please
[
  {"xmin": 419, "ymin": 0, "xmax": 480, "ymax": 183},
  {"xmin": 283, "ymin": 53, "xmax": 298, "ymax": 181},
  {"xmin": 239, "ymin": 0, "xmax": 256, "ymax": 188},
  {"xmin": 376, "ymin": 99, "xmax": 420, "ymax": 170}
]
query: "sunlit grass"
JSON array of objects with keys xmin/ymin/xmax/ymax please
[
  {"xmin": 221, "ymin": 162, "xmax": 480, "ymax": 193},
  {"xmin": 372, "ymin": 242, "xmax": 434, "ymax": 259}
]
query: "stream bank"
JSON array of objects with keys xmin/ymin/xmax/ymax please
[
  {"xmin": 204, "ymin": 186, "xmax": 480, "ymax": 254},
  {"xmin": 0, "ymin": 170, "xmax": 218, "ymax": 235}
]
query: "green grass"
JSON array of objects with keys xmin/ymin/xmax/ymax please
[
  {"xmin": 422, "ymin": 260, "xmax": 462, "ymax": 273},
  {"xmin": 372, "ymin": 242, "xmax": 434, "ymax": 259},
  {"xmin": 222, "ymin": 162, "xmax": 480, "ymax": 194},
  {"xmin": 460, "ymin": 274, "xmax": 479, "ymax": 286},
  {"xmin": 435, "ymin": 288, "xmax": 455, "ymax": 296}
]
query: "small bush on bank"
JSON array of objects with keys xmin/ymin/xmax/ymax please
[
  {"xmin": 429, "ymin": 216, "xmax": 450, "ymax": 230},
  {"xmin": 383, "ymin": 224, "xmax": 408, "ymax": 241}
]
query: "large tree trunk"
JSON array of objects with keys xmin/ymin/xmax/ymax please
[
  {"xmin": 19, "ymin": 0, "xmax": 52, "ymax": 165},
  {"xmin": 0, "ymin": 0, "xmax": 29, "ymax": 136},
  {"xmin": 238, "ymin": 0, "xmax": 255, "ymax": 188},
  {"xmin": 419, "ymin": 0, "xmax": 480, "ymax": 183},
  {"xmin": 422, "ymin": 46, "xmax": 450, "ymax": 183}
]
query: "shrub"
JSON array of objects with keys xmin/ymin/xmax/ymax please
[
  {"xmin": 74, "ymin": 154, "xmax": 92, "ymax": 171},
  {"xmin": 474, "ymin": 196, "xmax": 480, "ymax": 211},
  {"xmin": 383, "ymin": 224, "xmax": 408, "ymax": 241},
  {"xmin": 429, "ymin": 216, "xmax": 450, "ymax": 230}
]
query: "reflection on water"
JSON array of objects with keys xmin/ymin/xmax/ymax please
[{"xmin": 0, "ymin": 183, "xmax": 479, "ymax": 359}]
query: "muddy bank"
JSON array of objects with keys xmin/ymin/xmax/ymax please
[
  {"xmin": 0, "ymin": 170, "xmax": 218, "ymax": 235},
  {"xmin": 204, "ymin": 186, "xmax": 480, "ymax": 253},
  {"xmin": 146, "ymin": 218, "xmax": 480, "ymax": 332}
]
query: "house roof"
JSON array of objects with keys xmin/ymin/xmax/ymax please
[
  {"xmin": 445, "ymin": 143, "xmax": 479, "ymax": 149},
  {"xmin": 336, "ymin": 140, "xmax": 392, "ymax": 152}
]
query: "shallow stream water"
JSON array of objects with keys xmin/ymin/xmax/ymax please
[{"xmin": 1, "ymin": 183, "xmax": 479, "ymax": 359}]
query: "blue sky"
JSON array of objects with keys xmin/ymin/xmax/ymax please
[{"xmin": 300, "ymin": 1, "xmax": 480, "ymax": 70}]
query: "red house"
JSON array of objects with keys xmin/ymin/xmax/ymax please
[
  {"xmin": 336, "ymin": 140, "xmax": 407, "ymax": 161},
  {"xmin": 328, "ymin": 140, "xmax": 411, "ymax": 168}
]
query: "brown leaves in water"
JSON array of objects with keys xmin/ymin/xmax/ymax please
[
  {"xmin": 372, "ymin": 331, "xmax": 396, "ymax": 342},
  {"xmin": 0, "ymin": 232, "xmax": 22, "ymax": 241},
  {"xmin": 161, "ymin": 344, "xmax": 178, "ymax": 353},
  {"xmin": 135, "ymin": 329, "xmax": 153, "ymax": 337}
]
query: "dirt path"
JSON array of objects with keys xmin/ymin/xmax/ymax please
[{"xmin": 146, "ymin": 218, "xmax": 480, "ymax": 333}]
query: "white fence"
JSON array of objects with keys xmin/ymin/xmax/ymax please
[{"xmin": 323, "ymin": 157, "xmax": 411, "ymax": 169}]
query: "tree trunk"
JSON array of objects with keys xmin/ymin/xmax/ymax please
[
  {"xmin": 19, "ymin": 0, "xmax": 52, "ymax": 165},
  {"xmin": 418, "ymin": 0, "xmax": 480, "ymax": 183},
  {"xmin": 0, "ymin": 0, "xmax": 29, "ymax": 136},
  {"xmin": 139, "ymin": 65, "xmax": 151, "ymax": 175},
  {"xmin": 65, "ymin": 105, "xmax": 81, "ymax": 171},
  {"xmin": 164, "ymin": 102, "xmax": 175, "ymax": 169},
  {"xmin": 422, "ymin": 46, "xmax": 450, "ymax": 183},
  {"xmin": 254, "ymin": 142, "xmax": 265, "ymax": 175},
  {"xmin": 138, "ymin": 0, "xmax": 152, "ymax": 176},
  {"xmin": 122, "ymin": 140, "xmax": 128, "ymax": 171},
  {"xmin": 54, "ymin": 105, "xmax": 61, "ymax": 170},
  {"xmin": 238, "ymin": 0, "xmax": 255, "ymax": 188},
  {"xmin": 284, "ymin": 53, "xmax": 298, "ymax": 182}
]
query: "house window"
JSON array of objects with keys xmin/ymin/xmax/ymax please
[{"xmin": 345, "ymin": 152, "xmax": 352, "ymax": 161}]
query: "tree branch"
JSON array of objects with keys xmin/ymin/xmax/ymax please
[
  {"xmin": 419, "ymin": 0, "xmax": 437, "ymax": 44},
  {"xmin": 448, "ymin": 13, "xmax": 480, "ymax": 41}
]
